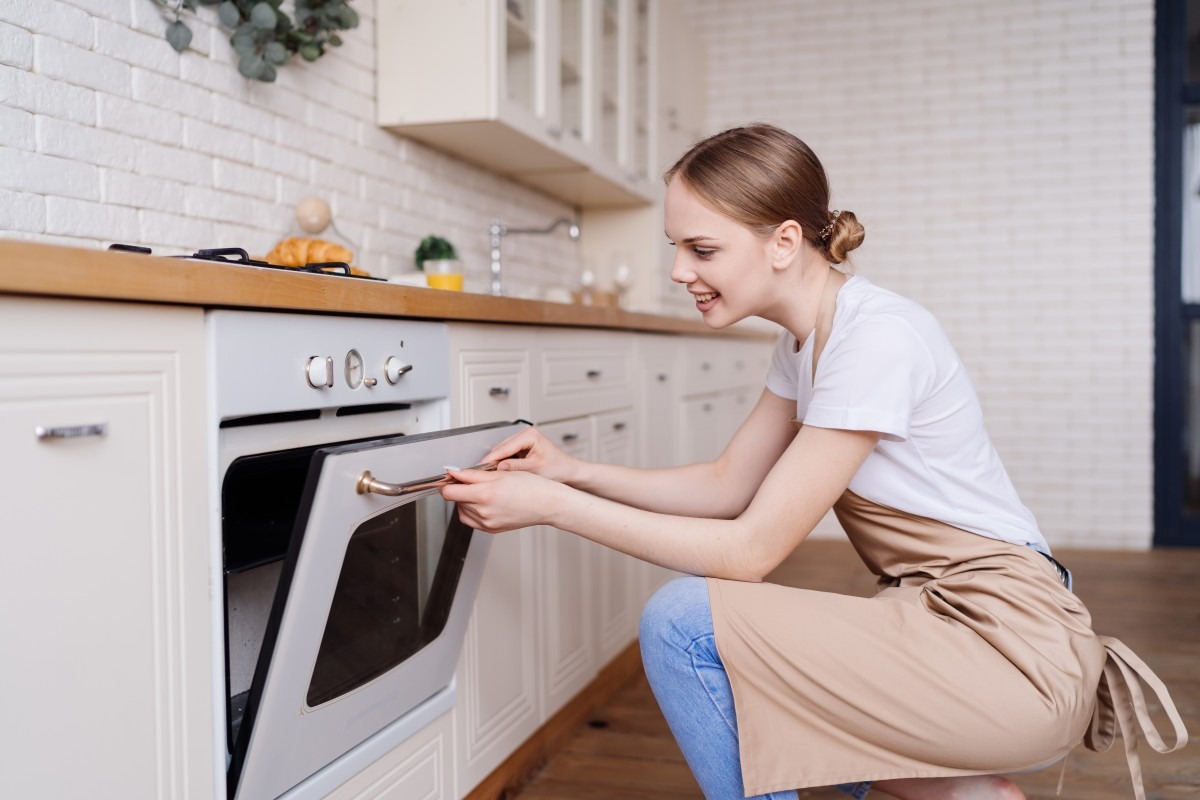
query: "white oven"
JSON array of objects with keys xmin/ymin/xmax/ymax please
[{"xmin": 208, "ymin": 309, "xmax": 522, "ymax": 800}]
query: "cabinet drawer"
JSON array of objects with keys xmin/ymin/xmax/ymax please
[
  {"xmin": 534, "ymin": 341, "xmax": 633, "ymax": 422},
  {"xmin": 682, "ymin": 338, "xmax": 770, "ymax": 395},
  {"xmin": 459, "ymin": 350, "xmax": 530, "ymax": 426}
]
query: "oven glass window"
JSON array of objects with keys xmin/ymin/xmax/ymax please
[{"xmin": 306, "ymin": 492, "xmax": 472, "ymax": 707}]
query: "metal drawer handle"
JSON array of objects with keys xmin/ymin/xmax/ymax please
[
  {"xmin": 700, "ymin": 362, "xmax": 711, "ymax": 371},
  {"xmin": 657, "ymin": 373, "xmax": 668, "ymax": 382},
  {"xmin": 357, "ymin": 461, "xmax": 499, "ymax": 497},
  {"xmin": 612, "ymin": 422, "xmax": 626, "ymax": 432},
  {"xmin": 489, "ymin": 386, "xmax": 511, "ymax": 397},
  {"xmin": 36, "ymin": 423, "xmax": 108, "ymax": 440},
  {"xmin": 561, "ymin": 432, "xmax": 579, "ymax": 443},
  {"xmin": 586, "ymin": 369, "xmax": 602, "ymax": 379}
]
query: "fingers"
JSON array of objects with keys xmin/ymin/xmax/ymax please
[{"xmin": 484, "ymin": 429, "xmax": 540, "ymax": 463}]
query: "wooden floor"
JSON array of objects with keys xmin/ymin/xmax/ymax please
[{"xmin": 510, "ymin": 541, "xmax": 1199, "ymax": 800}]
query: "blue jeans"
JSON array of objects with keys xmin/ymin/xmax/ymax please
[{"xmin": 639, "ymin": 577, "xmax": 871, "ymax": 800}]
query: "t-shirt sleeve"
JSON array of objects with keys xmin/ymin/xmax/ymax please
[
  {"xmin": 764, "ymin": 330, "xmax": 800, "ymax": 400},
  {"xmin": 802, "ymin": 316, "xmax": 935, "ymax": 441}
]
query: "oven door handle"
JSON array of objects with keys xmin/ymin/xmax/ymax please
[{"xmin": 356, "ymin": 460, "xmax": 500, "ymax": 497}]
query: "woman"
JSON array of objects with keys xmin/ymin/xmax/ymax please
[{"xmin": 442, "ymin": 124, "xmax": 1185, "ymax": 800}]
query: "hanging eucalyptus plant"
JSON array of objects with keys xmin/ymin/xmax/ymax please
[{"xmin": 154, "ymin": 0, "xmax": 359, "ymax": 82}]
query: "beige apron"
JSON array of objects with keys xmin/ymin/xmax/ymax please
[{"xmin": 707, "ymin": 492, "xmax": 1188, "ymax": 798}]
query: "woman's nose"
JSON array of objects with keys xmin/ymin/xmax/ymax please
[{"xmin": 669, "ymin": 251, "xmax": 693, "ymax": 285}]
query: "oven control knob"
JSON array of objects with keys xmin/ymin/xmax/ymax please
[
  {"xmin": 384, "ymin": 356, "xmax": 413, "ymax": 384},
  {"xmin": 306, "ymin": 356, "xmax": 334, "ymax": 388}
]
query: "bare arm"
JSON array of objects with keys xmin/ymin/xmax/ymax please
[
  {"xmin": 446, "ymin": 423, "xmax": 881, "ymax": 581},
  {"xmin": 484, "ymin": 388, "xmax": 798, "ymax": 519}
]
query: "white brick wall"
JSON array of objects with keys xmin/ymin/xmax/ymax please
[
  {"xmin": 0, "ymin": 0, "xmax": 582, "ymax": 293},
  {"xmin": 694, "ymin": 0, "xmax": 1155, "ymax": 549}
]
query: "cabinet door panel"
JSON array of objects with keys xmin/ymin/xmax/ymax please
[
  {"xmin": 535, "ymin": 417, "xmax": 598, "ymax": 716},
  {"xmin": 593, "ymin": 408, "xmax": 640, "ymax": 662},
  {"xmin": 0, "ymin": 300, "xmax": 211, "ymax": 800},
  {"xmin": 455, "ymin": 525, "xmax": 540, "ymax": 788}
]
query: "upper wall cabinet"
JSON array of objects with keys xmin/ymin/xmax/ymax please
[{"xmin": 377, "ymin": 0, "xmax": 655, "ymax": 208}]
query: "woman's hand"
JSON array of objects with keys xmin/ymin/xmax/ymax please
[
  {"xmin": 482, "ymin": 426, "xmax": 582, "ymax": 484},
  {"xmin": 441, "ymin": 467, "xmax": 566, "ymax": 533}
]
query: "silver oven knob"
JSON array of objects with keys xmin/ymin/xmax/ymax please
[
  {"xmin": 384, "ymin": 356, "xmax": 413, "ymax": 384},
  {"xmin": 306, "ymin": 356, "xmax": 334, "ymax": 388}
]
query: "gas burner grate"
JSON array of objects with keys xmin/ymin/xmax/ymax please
[{"xmin": 107, "ymin": 244, "xmax": 384, "ymax": 280}]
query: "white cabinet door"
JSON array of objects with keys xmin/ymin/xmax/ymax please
[
  {"xmin": 449, "ymin": 338, "xmax": 542, "ymax": 791},
  {"xmin": 0, "ymin": 298, "xmax": 212, "ymax": 800},
  {"xmin": 534, "ymin": 417, "xmax": 598, "ymax": 716},
  {"xmin": 377, "ymin": 0, "xmax": 654, "ymax": 207},
  {"xmin": 592, "ymin": 408, "xmax": 641, "ymax": 663},
  {"xmin": 634, "ymin": 334, "xmax": 680, "ymax": 605}
]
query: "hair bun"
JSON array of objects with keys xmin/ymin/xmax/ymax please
[{"xmin": 826, "ymin": 209, "xmax": 864, "ymax": 264}]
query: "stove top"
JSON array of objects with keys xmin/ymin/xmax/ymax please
[{"xmin": 108, "ymin": 244, "xmax": 385, "ymax": 281}]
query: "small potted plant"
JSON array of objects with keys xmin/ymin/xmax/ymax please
[{"xmin": 414, "ymin": 235, "xmax": 463, "ymax": 291}]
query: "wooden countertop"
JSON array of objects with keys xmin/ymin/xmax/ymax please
[{"xmin": 0, "ymin": 241, "xmax": 765, "ymax": 337}]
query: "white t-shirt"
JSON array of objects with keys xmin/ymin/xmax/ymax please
[{"xmin": 766, "ymin": 275, "xmax": 1050, "ymax": 554}]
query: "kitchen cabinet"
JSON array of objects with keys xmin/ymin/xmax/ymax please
[
  {"xmin": 633, "ymin": 333, "xmax": 681, "ymax": 605},
  {"xmin": 580, "ymin": 0, "xmax": 708, "ymax": 313},
  {"xmin": 592, "ymin": 407, "xmax": 641, "ymax": 662},
  {"xmin": 0, "ymin": 297, "xmax": 214, "ymax": 800},
  {"xmin": 534, "ymin": 416, "xmax": 599, "ymax": 717},
  {"xmin": 447, "ymin": 328, "xmax": 543, "ymax": 792},
  {"xmin": 446, "ymin": 323, "xmax": 771, "ymax": 798},
  {"xmin": 377, "ymin": 0, "xmax": 655, "ymax": 208}
]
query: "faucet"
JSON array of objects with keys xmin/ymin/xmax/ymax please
[{"xmin": 488, "ymin": 217, "xmax": 581, "ymax": 296}]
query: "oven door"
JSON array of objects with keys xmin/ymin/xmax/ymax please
[{"xmin": 229, "ymin": 420, "xmax": 527, "ymax": 800}]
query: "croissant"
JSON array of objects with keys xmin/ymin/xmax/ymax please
[{"xmin": 266, "ymin": 237, "xmax": 354, "ymax": 266}]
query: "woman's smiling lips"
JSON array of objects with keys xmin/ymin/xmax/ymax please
[{"xmin": 693, "ymin": 291, "xmax": 721, "ymax": 311}]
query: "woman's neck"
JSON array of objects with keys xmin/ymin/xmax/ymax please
[{"xmin": 765, "ymin": 253, "xmax": 844, "ymax": 347}]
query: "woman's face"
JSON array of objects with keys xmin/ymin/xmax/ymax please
[{"xmin": 664, "ymin": 176, "xmax": 777, "ymax": 328}]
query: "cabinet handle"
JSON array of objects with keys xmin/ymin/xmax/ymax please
[
  {"xmin": 561, "ymin": 432, "xmax": 580, "ymax": 443},
  {"xmin": 489, "ymin": 386, "xmax": 511, "ymax": 397},
  {"xmin": 612, "ymin": 422, "xmax": 626, "ymax": 432},
  {"xmin": 702, "ymin": 403, "xmax": 713, "ymax": 412},
  {"xmin": 36, "ymin": 423, "xmax": 107, "ymax": 440},
  {"xmin": 586, "ymin": 369, "xmax": 602, "ymax": 379},
  {"xmin": 656, "ymin": 373, "xmax": 668, "ymax": 382},
  {"xmin": 735, "ymin": 360, "xmax": 745, "ymax": 369},
  {"xmin": 700, "ymin": 362, "xmax": 711, "ymax": 371}
]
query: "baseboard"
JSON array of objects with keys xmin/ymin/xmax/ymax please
[{"xmin": 463, "ymin": 641, "xmax": 645, "ymax": 800}]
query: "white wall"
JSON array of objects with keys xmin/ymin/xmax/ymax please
[
  {"xmin": 692, "ymin": 0, "xmax": 1155, "ymax": 549},
  {"xmin": 0, "ymin": 0, "xmax": 583, "ymax": 295}
]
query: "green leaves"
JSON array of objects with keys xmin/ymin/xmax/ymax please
[
  {"xmin": 414, "ymin": 236, "xmax": 460, "ymax": 270},
  {"xmin": 154, "ymin": 0, "xmax": 359, "ymax": 83},
  {"xmin": 165, "ymin": 20, "xmax": 192, "ymax": 52},
  {"xmin": 217, "ymin": 1, "xmax": 240, "ymax": 28},
  {"xmin": 249, "ymin": 2, "xmax": 276, "ymax": 30}
]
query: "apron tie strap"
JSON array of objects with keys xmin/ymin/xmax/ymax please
[{"xmin": 1083, "ymin": 636, "xmax": 1188, "ymax": 800}]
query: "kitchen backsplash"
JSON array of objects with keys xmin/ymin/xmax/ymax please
[{"xmin": 0, "ymin": 0, "xmax": 583, "ymax": 297}]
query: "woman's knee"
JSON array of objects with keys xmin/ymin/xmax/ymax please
[{"xmin": 639, "ymin": 576, "xmax": 713, "ymax": 649}]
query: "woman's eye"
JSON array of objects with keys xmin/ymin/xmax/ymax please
[{"xmin": 693, "ymin": 247, "xmax": 715, "ymax": 259}]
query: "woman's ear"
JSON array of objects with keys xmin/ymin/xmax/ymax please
[{"xmin": 771, "ymin": 220, "xmax": 803, "ymax": 270}]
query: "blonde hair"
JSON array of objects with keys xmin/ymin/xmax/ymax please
[{"xmin": 664, "ymin": 123, "xmax": 864, "ymax": 265}]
